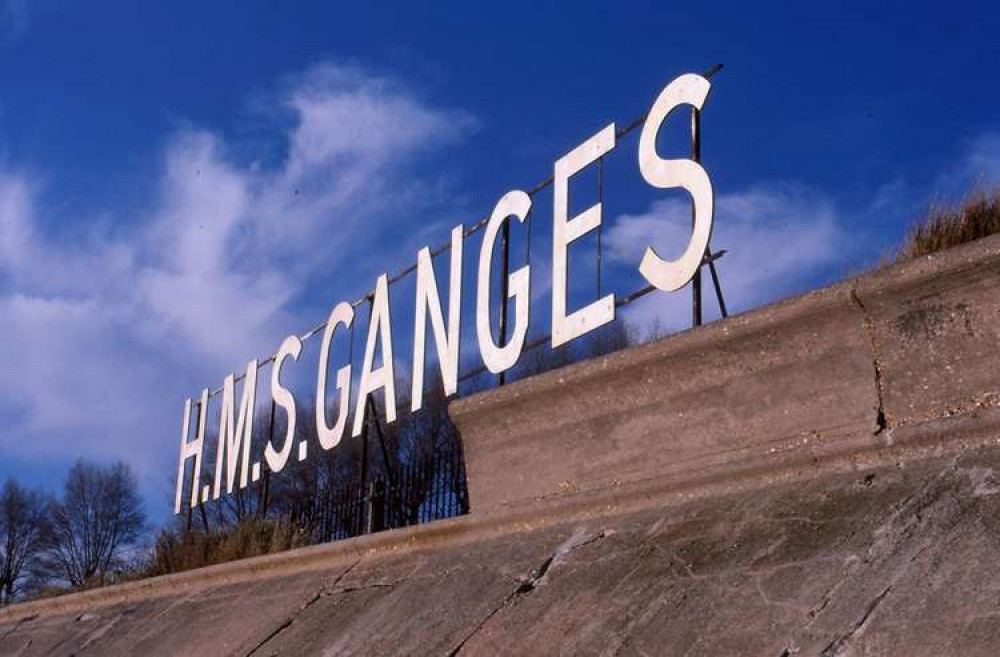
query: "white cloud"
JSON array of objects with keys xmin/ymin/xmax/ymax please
[
  {"xmin": 0, "ymin": 62, "xmax": 474, "ymax": 502},
  {"xmin": 941, "ymin": 132, "xmax": 1000, "ymax": 196},
  {"xmin": 0, "ymin": 173, "xmax": 32, "ymax": 269},
  {"xmin": 605, "ymin": 184, "xmax": 849, "ymax": 334},
  {"xmin": 604, "ymin": 128, "xmax": 1000, "ymax": 337},
  {"xmin": 133, "ymin": 65, "xmax": 474, "ymax": 368}
]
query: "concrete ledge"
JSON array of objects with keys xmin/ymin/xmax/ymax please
[
  {"xmin": 853, "ymin": 236, "xmax": 1000, "ymax": 428},
  {"xmin": 450, "ymin": 233, "xmax": 1000, "ymax": 515}
]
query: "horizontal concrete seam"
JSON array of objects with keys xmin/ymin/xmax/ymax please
[
  {"xmin": 888, "ymin": 391, "xmax": 1000, "ymax": 429},
  {"xmin": 0, "ymin": 541, "xmax": 367, "ymax": 622},
  {"xmin": 464, "ymin": 411, "xmax": 1000, "ymax": 550}
]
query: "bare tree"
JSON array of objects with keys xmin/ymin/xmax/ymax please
[
  {"xmin": 43, "ymin": 460, "xmax": 147, "ymax": 589},
  {"xmin": 0, "ymin": 479, "xmax": 49, "ymax": 605},
  {"xmin": 584, "ymin": 319, "xmax": 636, "ymax": 359}
]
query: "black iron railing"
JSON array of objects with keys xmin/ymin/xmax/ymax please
[{"xmin": 294, "ymin": 450, "xmax": 469, "ymax": 543}]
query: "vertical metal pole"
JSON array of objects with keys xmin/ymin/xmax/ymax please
[
  {"xmin": 198, "ymin": 496, "xmax": 209, "ymax": 533},
  {"xmin": 362, "ymin": 414, "xmax": 371, "ymax": 494},
  {"xmin": 708, "ymin": 259, "xmax": 728, "ymax": 318},
  {"xmin": 359, "ymin": 297, "xmax": 372, "ymax": 530},
  {"xmin": 691, "ymin": 106, "xmax": 703, "ymax": 328},
  {"xmin": 498, "ymin": 219, "xmax": 510, "ymax": 385},
  {"xmin": 364, "ymin": 480, "xmax": 372, "ymax": 534},
  {"xmin": 185, "ymin": 399, "xmax": 201, "ymax": 532},
  {"xmin": 365, "ymin": 394, "xmax": 400, "ymax": 522},
  {"xmin": 597, "ymin": 156, "xmax": 604, "ymax": 298},
  {"xmin": 365, "ymin": 479, "xmax": 385, "ymax": 534},
  {"xmin": 433, "ymin": 450, "xmax": 442, "ymax": 520},
  {"xmin": 261, "ymin": 398, "xmax": 275, "ymax": 517}
]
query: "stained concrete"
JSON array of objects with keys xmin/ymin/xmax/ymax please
[
  {"xmin": 2, "ymin": 235, "xmax": 1000, "ymax": 656},
  {"xmin": 450, "ymin": 232, "xmax": 1000, "ymax": 516}
]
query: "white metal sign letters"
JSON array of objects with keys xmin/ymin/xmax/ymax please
[{"xmin": 174, "ymin": 72, "xmax": 716, "ymax": 512}]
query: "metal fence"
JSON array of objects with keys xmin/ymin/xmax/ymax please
[{"xmin": 296, "ymin": 449, "xmax": 469, "ymax": 543}]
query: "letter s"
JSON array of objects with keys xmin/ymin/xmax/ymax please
[{"xmin": 637, "ymin": 73, "xmax": 714, "ymax": 292}]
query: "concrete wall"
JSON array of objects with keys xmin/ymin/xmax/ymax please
[{"xmin": 2, "ymin": 235, "xmax": 1000, "ymax": 656}]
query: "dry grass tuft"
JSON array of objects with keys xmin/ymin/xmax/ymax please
[
  {"xmin": 898, "ymin": 186, "xmax": 1000, "ymax": 260},
  {"xmin": 139, "ymin": 517, "xmax": 311, "ymax": 578}
]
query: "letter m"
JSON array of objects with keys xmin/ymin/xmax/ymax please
[{"xmin": 213, "ymin": 360, "xmax": 258, "ymax": 498}]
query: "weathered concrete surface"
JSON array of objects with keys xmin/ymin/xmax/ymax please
[
  {"xmin": 452, "ymin": 281, "xmax": 879, "ymax": 514},
  {"xmin": 451, "ymin": 232, "xmax": 1000, "ymax": 515},
  {"xmin": 2, "ymin": 234, "xmax": 1000, "ymax": 656},
  {"xmin": 4, "ymin": 426, "xmax": 1000, "ymax": 656}
]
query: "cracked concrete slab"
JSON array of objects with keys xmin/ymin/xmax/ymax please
[
  {"xmin": 8, "ymin": 428, "xmax": 1000, "ymax": 656},
  {"xmin": 0, "ymin": 565, "xmax": 360, "ymax": 657},
  {"xmin": 439, "ymin": 445, "xmax": 1000, "ymax": 656}
]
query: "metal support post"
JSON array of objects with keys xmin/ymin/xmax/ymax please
[{"xmin": 498, "ymin": 218, "xmax": 510, "ymax": 385}]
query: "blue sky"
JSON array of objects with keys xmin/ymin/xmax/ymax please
[{"xmin": 2, "ymin": 1, "xmax": 999, "ymax": 518}]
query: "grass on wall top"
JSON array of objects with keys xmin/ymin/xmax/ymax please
[{"xmin": 898, "ymin": 186, "xmax": 1000, "ymax": 260}]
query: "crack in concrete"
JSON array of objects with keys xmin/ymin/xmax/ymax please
[
  {"xmin": 608, "ymin": 588, "xmax": 685, "ymax": 657},
  {"xmin": 799, "ymin": 546, "xmax": 884, "ymax": 630},
  {"xmin": 128, "ymin": 589, "xmax": 204, "ymax": 647},
  {"xmin": 444, "ymin": 590, "xmax": 512, "ymax": 657},
  {"xmin": 446, "ymin": 529, "xmax": 610, "ymax": 656},
  {"xmin": 850, "ymin": 289, "xmax": 889, "ymax": 435},
  {"xmin": 78, "ymin": 611, "xmax": 126, "ymax": 652},
  {"xmin": 334, "ymin": 581, "xmax": 401, "ymax": 595},
  {"xmin": 817, "ymin": 585, "xmax": 892, "ymax": 657},
  {"xmin": 752, "ymin": 572, "xmax": 810, "ymax": 613},
  {"xmin": 0, "ymin": 614, "xmax": 36, "ymax": 644},
  {"xmin": 851, "ymin": 287, "xmax": 1000, "ymax": 433},
  {"xmin": 793, "ymin": 457, "xmax": 972, "ymax": 655},
  {"xmin": 244, "ymin": 558, "xmax": 362, "ymax": 657},
  {"xmin": 14, "ymin": 636, "xmax": 32, "ymax": 656}
]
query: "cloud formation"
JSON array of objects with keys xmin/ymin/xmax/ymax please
[
  {"xmin": 942, "ymin": 132, "xmax": 1000, "ymax": 195},
  {"xmin": 0, "ymin": 63, "xmax": 474, "ymax": 501},
  {"xmin": 605, "ymin": 184, "xmax": 850, "ymax": 333}
]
